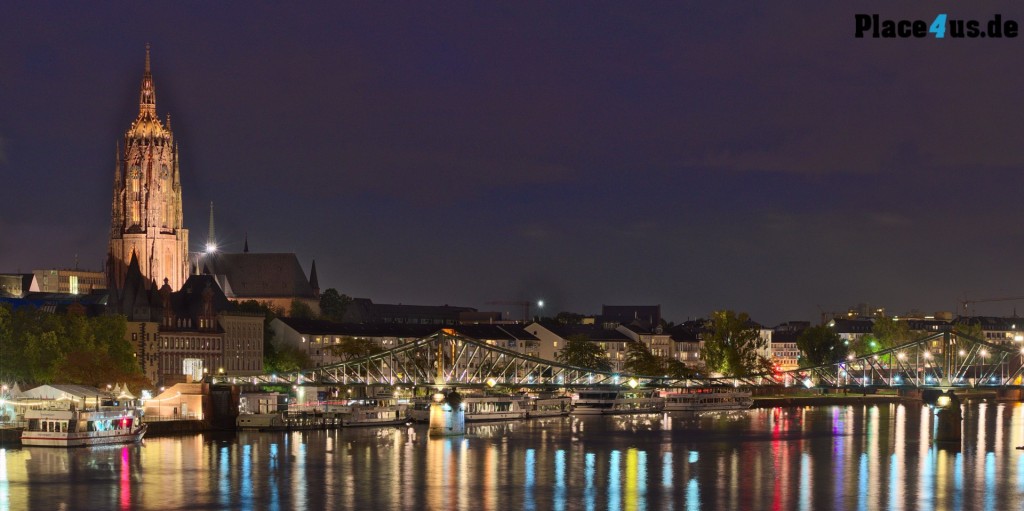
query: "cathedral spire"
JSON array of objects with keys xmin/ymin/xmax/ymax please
[
  {"xmin": 309, "ymin": 259, "xmax": 320, "ymax": 298},
  {"xmin": 139, "ymin": 44, "xmax": 156, "ymax": 117}
]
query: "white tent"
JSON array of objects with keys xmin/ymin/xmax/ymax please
[{"xmin": 19, "ymin": 384, "xmax": 108, "ymax": 410}]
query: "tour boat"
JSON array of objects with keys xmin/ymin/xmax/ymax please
[
  {"xmin": 237, "ymin": 410, "xmax": 344, "ymax": 431},
  {"xmin": 342, "ymin": 399, "xmax": 408, "ymax": 427},
  {"xmin": 407, "ymin": 398, "xmax": 432, "ymax": 423},
  {"xmin": 461, "ymin": 396, "xmax": 528, "ymax": 421},
  {"xmin": 524, "ymin": 396, "xmax": 572, "ymax": 418},
  {"xmin": 21, "ymin": 407, "xmax": 147, "ymax": 447},
  {"xmin": 237, "ymin": 413, "xmax": 288, "ymax": 430},
  {"xmin": 662, "ymin": 389, "xmax": 753, "ymax": 412},
  {"xmin": 571, "ymin": 389, "xmax": 664, "ymax": 415}
]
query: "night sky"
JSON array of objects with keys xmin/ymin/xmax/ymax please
[{"xmin": 3, "ymin": 2, "xmax": 1023, "ymax": 325}]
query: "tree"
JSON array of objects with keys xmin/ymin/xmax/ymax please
[
  {"xmin": 796, "ymin": 324, "xmax": 847, "ymax": 367},
  {"xmin": 554, "ymin": 312, "xmax": 586, "ymax": 325},
  {"xmin": 288, "ymin": 299, "xmax": 315, "ymax": 319},
  {"xmin": 954, "ymin": 320, "xmax": 984, "ymax": 342},
  {"xmin": 264, "ymin": 344, "xmax": 312, "ymax": 373},
  {"xmin": 623, "ymin": 341, "xmax": 664, "ymax": 375},
  {"xmin": 319, "ymin": 288, "xmax": 352, "ymax": 322},
  {"xmin": 556, "ymin": 334, "xmax": 611, "ymax": 372},
  {"xmin": 869, "ymin": 317, "xmax": 911, "ymax": 350},
  {"xmin": 0, "ymin": 306, "xmax": 145, "ymax": 389},
  {"xmin": 700, "ymin": 310, "xmax": 771, "ymax": 377},
  {"xmin": 326, "ymin": 336, "xmax": 383, "ymax": 361},
  {"xmin": 663, "ymin": 359, "xmax": 696, "ymax": 379}
]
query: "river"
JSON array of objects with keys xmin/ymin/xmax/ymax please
[{"xmin": 2, "ymin": 401, "xmax": 1023, "ymax": 510}]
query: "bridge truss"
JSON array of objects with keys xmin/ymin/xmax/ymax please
[{"xmin": 220, "ymin": 329, "xmax": 1024, "ymax": 390}]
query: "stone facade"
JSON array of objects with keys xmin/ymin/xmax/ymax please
[{"xmin": 108, "ymin": 46, "xmax": 189, "ymax": 292}]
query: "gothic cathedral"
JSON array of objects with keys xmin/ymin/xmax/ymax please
[{"xmin": 107, "ymin": 46, "xmax": 189, "ymax": 291}]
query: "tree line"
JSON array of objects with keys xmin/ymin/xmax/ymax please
[{"xmin": 0, "ymin": 303, "xmax": 147, "ymax": 390}]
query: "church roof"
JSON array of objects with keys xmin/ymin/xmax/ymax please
[{"xmin": 200, "ymin": 252, "xmax": 316, "ymax": 299}]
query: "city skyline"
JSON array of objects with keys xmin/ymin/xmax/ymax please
[{"xmin": 2, "ymin": 3, "xmax": 1023, "ymax": 325}]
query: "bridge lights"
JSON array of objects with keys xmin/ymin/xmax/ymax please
[
  {"xmin": 627, "ymin": 378, "xmax": 639, "ymax": 389},
  {"xmin": 486, "ymin": 378, "xmax": 497, "ymax": 388},
  {"xmin": 923, "ymin": 352, "xmax": 932, "ymax": 360},
  {"xmin": 897, "ymin": 352, "xmax": 906, "ymax": 360},
  {"xmin": 980, "ymin": 349, "xmax": 988, "ymax": 357}
]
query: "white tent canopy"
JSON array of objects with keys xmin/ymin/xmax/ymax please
[{"xmin": 18, "ymin": 385, "xmax": 109, "ymax": 409}]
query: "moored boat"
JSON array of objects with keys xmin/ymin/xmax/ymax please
[
  {"xmin": 21, "ymin": 407, "xmax": 146, "ymax": 447},
  {"xmin": 237, "ymin": 410, "xmax": 344, "ymax": 431},
  {"xmin": 408, "ymin": 398, "xmax": 432, "ymax": 423},
  {"xmin": 462, "ymin": 396, "xmax": 527, "ymax": 421},
  {"xmin": 662, "ymin": 389, "xmax": 753, "ymax": 412},
  {"xmin": 571, "ymin": 389, "xmax": 664, "ymax": 415},
  {"xmin": 525, "ymin": 396, "xmax": 572, "ymax": 418},
  {"xmin": 342, "ymin": 399, "xmax": 408, "ymax": 427}
]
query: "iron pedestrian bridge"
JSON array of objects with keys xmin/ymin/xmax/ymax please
[{"xmin": 220, "ymin": 329, "xmax": 1024, "ymax": 390}]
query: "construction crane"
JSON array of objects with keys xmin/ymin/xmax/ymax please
[
  {"xmin": 959, "ymin": 296, "xmax": 1024, "ymax": 315},
  {"xmin": 485, "ymin": 300, "xmax": 543, "ymax": 323}
]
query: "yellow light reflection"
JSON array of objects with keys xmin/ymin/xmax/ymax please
[{"xmin": 625, "ymin": 448, "xmax": 637, "ymax": 511}]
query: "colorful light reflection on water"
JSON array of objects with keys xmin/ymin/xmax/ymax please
[{"xmin": 1, "ymin": 402, "xmax": 1024, "ymax": 510}]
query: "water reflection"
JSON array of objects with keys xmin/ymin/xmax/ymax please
[{"xmin": 2, "ymin": 402, "xmax": 1024, "ymax": 509}]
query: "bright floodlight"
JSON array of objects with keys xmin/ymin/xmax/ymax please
[
  {"xmin": 205, "ymin": 242, "xmax": 217, "ymax": 253},
  {"xmin": 537, "ymin": 300, "xmax": 544, "ymax": 308}
]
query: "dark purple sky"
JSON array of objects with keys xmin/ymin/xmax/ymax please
[{"xmin": 2, "ymin": 2, "xmax": 1023, "ymax": 325}]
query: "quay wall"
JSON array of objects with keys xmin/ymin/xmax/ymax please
[{"xmin": 146, "ymin": 419, "xmax": 216, "ymax": 437}]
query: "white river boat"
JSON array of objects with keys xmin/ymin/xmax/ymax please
[
  {"xmin": 408, "ymin": 399, "xmax": 432, "ymax": 423},
  {"xmin": 462, "ymin": 396, "xmax": 527, "ymax": 421},
  {"xmin": 662, "ymin": 390, "xmax": 753, "ymax": 412},
  {"xmin": 525, "ymin": 396, "xmax": 572, "ymax": 418},
  {"xmin": 21, "ymin": 407, "xmax": 146, "ymax": 447},
  {"xmin": 571, "ymin": 389, "xmax": 664, "ymax": 415},
  {"xmin": 342, "ymin": 399, "xmax": 408, "ymax": 427}
]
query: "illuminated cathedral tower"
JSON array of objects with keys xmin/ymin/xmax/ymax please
[{"xmin": 108, "ymin": 45, "xmax": 189, "ymax": 291}]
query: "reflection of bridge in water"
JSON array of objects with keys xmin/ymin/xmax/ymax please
[{"xmin": 219, "ymin": 330, "xmax": 1024, "ymax": 390}]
